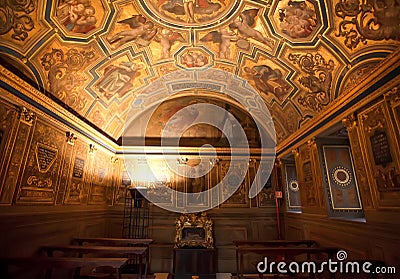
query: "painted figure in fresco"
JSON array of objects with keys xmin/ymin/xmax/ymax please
[
  {"xmin": 108, "ymin": 15, "xmax": 157, "ymax": 48},
  {"xmin": 244, "ymin": 65, "xmax": 290, "ymax": 100},
  {"xmin": 73, "ymin": 5, "xmax": 97, "ymax": 33},
  {"xmin": 229, "ymin": 9, "xmax": 274, "ymax": 49},
  {"xmin": 57, "ymin": 0, "xmax": 97, "ymax": 34},
  {"xmin": 279, "ymin": 0, "xmax": 317, "ymax": 39},
  {"xmin": 96, "ymin": 62, "xmax": 143, "ymax": 99},
  {"xmin": 188, "ymin": 165, "xmax": 206, "ymax": 205},
  {"xmin": 154, "ymin": 28, "xmax": 186, "ymax": 59},
  {"xmin": 157, "ymin": 0, "xmax": 224, "ymax": 23},
  {"xmin": 221, "ymin": 106, "xmax": 237, "ymax": 139},
  {"xmin": 181, "ymin": 51, "xmax": 208, "ymax": 67},
  {"xmin": 163, "ymin": 106, "xmax": 199, "ymax": 135},
  {"xmin": 200, "ymin": 28, "xmax": 239, "ymax": 59}
]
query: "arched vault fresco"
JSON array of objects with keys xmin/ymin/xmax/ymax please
[{"xmin": 0, "ymin": 0, "xmax": 399, "ymax": 144}]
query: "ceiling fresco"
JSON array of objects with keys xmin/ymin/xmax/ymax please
[{"xmin": 0, "ymin": 0, "xmax": 399, "ymax": 144}]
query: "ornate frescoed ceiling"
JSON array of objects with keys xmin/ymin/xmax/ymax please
[{"xmin": 0, "ymin": 0, "xmax": 399, "ymax": 144}]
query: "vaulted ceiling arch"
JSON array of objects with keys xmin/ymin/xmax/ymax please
[{"xmin": 0, "ymin": 0, "xmax": 399, "ymax": 145}]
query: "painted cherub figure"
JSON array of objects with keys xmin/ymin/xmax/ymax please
[
  {"xmin": 108, "ymin": 15, "xmax": 157, "ymax": 48},
  {"xmin": 154, "ymin": 28, "xmax": 185, "ymax": 59},
  {"xmin": 229, "ymin": 9, "xmax": 274, "ymax": 49},
  {"xmin": 200, "ymin": 28, "xmax": 238, "ymax": 59}
]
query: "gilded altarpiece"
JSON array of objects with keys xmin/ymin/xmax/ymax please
[
  {"xmin": 16, "ymin": 118, "xmax": 66, "ymax": 204},
  {"xmin": 0, "ymin": 98, "xmax": 20, "ymax": 203},
  {"xmin": 359, "ymin": 99, "xmax": 400, "ymax": 207}
]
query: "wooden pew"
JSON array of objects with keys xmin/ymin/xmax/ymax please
[
  {"xmin": 41, "ymin": 245, "xmax": 148, "ymax": 279},
  {"xmin": 0, "ymin": 257, "xmax": 128, "ymax": 279},
  {"xmin": 72, "ymin": 237, "xmax": 153, "ymax": 247},
  {"xmin": 71, "ymin": 237, "xmax": 153, "ymax": 277}
]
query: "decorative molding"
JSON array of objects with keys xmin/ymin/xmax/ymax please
[
  {"xmin": 19, "ymin": 107, "xmax": 35, "ymax": 126},
  {"xmin": 65, "ymin": 131, "xmax": 77, "ymax": 145},
  {"xmin": 342, "ymin": 113, "xmax": 357, "ymax": 131},
  {"xmin": 384, "ymin": 86, "xmax": 399, "ymax": 105},
  {"xmin": 89, "ymin": 144, "xmax": 97, "ymax": 154},
  {"xmin": 111, "ymin": 156, "xmax": 119, "ymax": 164}
]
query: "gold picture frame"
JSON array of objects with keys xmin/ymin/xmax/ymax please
[{"xmin": 174, "ymin": 212, "xmax": 214, "ymax": 249}]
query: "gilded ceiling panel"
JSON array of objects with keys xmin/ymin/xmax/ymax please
[
  {"xmin": 325, "ymin": 0, "xmax": 400, "ymax": 59},
  {"xmin": 0, "ymin": 0, "xmax": 399, "ymax": 144},
  {"xmin": 270, "ymin": 101, "xmax": 302, "ymax": 143},
  {"xmin": 339, "ymin": 59, "xmax": 382, "ymax": 96},
  {"xmin": 140, "ymin": 0, "xmax": 237, "ymax": 26},
  {"xmin": 0, "ymin": 0, "xmax": 50, "ymax": 54},
  {"xmin": 280, "ymin": 42, "xmax": 346, "ymax": 115},
  {"xmin": 29, "ymin": 36, "xmax": 103, "ymax": 115},
  {"xmin": 268, "ymin": 0, "xmax": 323, "ymax": 43},
  {"xmin": 238, "ymin": 52, "xmax": 295, "ymax": 106},
  {"xmin": 52, "ymin": 0, "xmax": 110, "ymax": 38}
]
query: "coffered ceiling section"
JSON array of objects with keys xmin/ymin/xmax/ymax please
[{"xmin": 0, "ymin": 0, "xmax": 399, "ymax": 143}]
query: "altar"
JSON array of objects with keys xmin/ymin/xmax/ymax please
[{"xmin": 172, "ymin": 213, "xmax": 217, "ymax": 279}]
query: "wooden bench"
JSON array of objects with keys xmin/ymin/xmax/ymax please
[
  {"xmin": 0, "ymin": 257, "xmax": 128, "ymax": 279},
  {"xmin": 71, "ymin": 237, "xmax": 153, "ymax": 277},
  {"xmin": 72, "ymin": 237, "xmax": 153, "ymax": 247},
  {"xmin": 41, "ymin": 245, "xmax": 148, "ymax": 279}
]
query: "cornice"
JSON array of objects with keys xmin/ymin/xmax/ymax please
[{"xmin": 0, "ymin": 65, "xmax": 119, "ymax": 153}]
